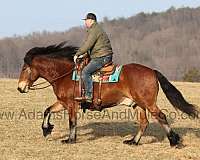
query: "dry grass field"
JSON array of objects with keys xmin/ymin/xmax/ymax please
[{"xmin": 0, "ymin": 79, "xmax": 200, "ymax": 160}]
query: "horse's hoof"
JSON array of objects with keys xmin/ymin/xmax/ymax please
[
  {"xmin": 123, "ymin": 139, "xmax": 138, "ymax": 145},
  {"xmin": 170, "ymin": 137, "xmax": 185, "ymax": 149},
  {"xmin": 42, "ymin": 124, "xmax": 54, "ymax": 137},
  {"xmin": 167, "ymin": 130, "xmax": 182, "ymax": 147},
  {"xmin": 61, "ymin": 139, "xmax": 76, "ymax": 144}
]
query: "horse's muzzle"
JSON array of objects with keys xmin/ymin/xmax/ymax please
[
  {"xmin": 17, "ymin": 86, "xmax": 29, "ymax": 93},
  {"xmin": 17, "ymin": 87, "xmax": 25, "ymax": 93},
  {"xmin": 18, "ymin": 81, "xmax": 30, "ymax": 93}
]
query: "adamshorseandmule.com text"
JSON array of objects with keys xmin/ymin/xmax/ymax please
[{"xmin": 0, "ymin": 108, "xmax": 199, "ymax": 121}]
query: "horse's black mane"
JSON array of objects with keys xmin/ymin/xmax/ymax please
[{"xmin": 24, "ymin": 41, "xmax": 78, "ymax": 65}]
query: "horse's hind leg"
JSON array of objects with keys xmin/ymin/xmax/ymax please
[
  {"xmin": 42, "ymin": 101, "xmax": 65, "ymax": 137},
  {"xmin": 124, "ymin": 107, "xmax": 149, "ymax": 145},
  {"xmin": 147, "ymin": 104, "xmax": 181, "ymax": 147}
]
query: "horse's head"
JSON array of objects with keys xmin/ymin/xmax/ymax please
[
  {"xmin": 17, "ymin": 60, "xmax": 40, "ymax": 93},
  {"xmin": 17, "ymin": 42, "xmax": 78, "ymax": 93}
]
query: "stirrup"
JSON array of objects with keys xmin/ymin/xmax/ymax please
[
  {"xmin": 74, "ymin": 97, "xmax": 92, "ymax": 103},
  {"xmin": 74, "ymin": 97, "xmax": 85, "ymax": 101}
]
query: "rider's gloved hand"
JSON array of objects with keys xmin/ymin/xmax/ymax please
[{"xmin": 74, "ymin": 55, "xmax": 85, "ymax": 63}]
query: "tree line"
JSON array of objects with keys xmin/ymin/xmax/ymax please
[{"xmin": 0, "ymin": 6, "xmax": 200, "ymax": 81}]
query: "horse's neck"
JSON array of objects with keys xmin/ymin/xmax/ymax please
[{"xmin": 37, "ymin": 58, "xmax": 73, "ymax": 84}]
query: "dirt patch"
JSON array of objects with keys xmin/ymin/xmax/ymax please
[{"xmin": 0, "ymin": 79, "xmax": 200, "ymax": 160}]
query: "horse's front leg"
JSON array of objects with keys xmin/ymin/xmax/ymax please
[
  {"xmin": 42, "ymin": 101, "xmax": 65, "ymax": 137},
  {"xmin": 62, "ymin": 103, "xmax": 78, "ymax": 144}
]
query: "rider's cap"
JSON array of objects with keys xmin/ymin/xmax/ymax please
[{"xmin": 82, "ymin": 13, "xmax": 97, "ymax": 21}]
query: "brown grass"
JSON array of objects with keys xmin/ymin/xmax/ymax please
[{"xmin": 0, "ymin": 79, "xmax": 200, "ymax": 160}]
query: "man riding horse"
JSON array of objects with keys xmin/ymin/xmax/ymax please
[{"xmin": 74, "ymin": 13, "xmax": 113, "ymax": 103}]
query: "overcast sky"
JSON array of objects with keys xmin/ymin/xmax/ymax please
[{"xmin": 0, "ymin": 0, "xmax": 200, "ymax": 38}]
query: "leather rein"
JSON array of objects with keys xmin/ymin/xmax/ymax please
[{"xmin": 29, "ymin": 67, "xmax": 74, "ymax": 90}]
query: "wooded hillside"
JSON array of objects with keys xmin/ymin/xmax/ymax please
[{"xmin": 0, "ymin": 7, "xmax": 200, "ymax": 80}]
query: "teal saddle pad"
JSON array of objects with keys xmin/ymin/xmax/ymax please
[{"xmin": 72, "ymin": 65, "xmax": 123, "ymax": 83}]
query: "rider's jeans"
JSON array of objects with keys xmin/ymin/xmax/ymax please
[{"xmin": 81, "ymin": 54, "xmax": 112, "ymax": 98}]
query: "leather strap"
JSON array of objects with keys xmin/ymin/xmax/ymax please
[{"xmin": 97, "ymin": 75, "xmax": 102, "ymax": 106}]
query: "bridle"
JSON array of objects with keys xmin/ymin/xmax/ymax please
[{"xmin": 29, "ymin": 67, "xmax": 74, "ymax": 90}]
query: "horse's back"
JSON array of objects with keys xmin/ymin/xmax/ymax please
[{"xmin": 122, "ymin": 63, "xmax": 156, "ymax": 78}]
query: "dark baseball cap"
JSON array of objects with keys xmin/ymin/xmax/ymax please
[{"xmin": 82, "ymin": 13, "xmax": 97, "ymax": 21}]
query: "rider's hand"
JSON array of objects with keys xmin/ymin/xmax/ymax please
[{"xmin": 74, "ymin": 53, "xmax": 86, "ymax": 63}]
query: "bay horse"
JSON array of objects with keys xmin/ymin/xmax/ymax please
[{"xmin": 17, "ymin": 42, "xmax": 199, "ymax": 147}]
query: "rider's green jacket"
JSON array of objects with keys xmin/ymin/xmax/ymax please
[{"xmin": 75, "ymin": 22, "xmax": 113, "ymax": 59}]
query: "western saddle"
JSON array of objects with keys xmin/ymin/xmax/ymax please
[
  {"xmin": 99, "ymin": 62, "xmax": 115, "ymax": 75},
  {"xmin": 76, "ymin": 56, "xmax": 116, "ymax": 107}
]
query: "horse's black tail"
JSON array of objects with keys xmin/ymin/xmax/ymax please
[{"xmin": 154, "ymin": 70, "xmax": 199, "ymax": 118}]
